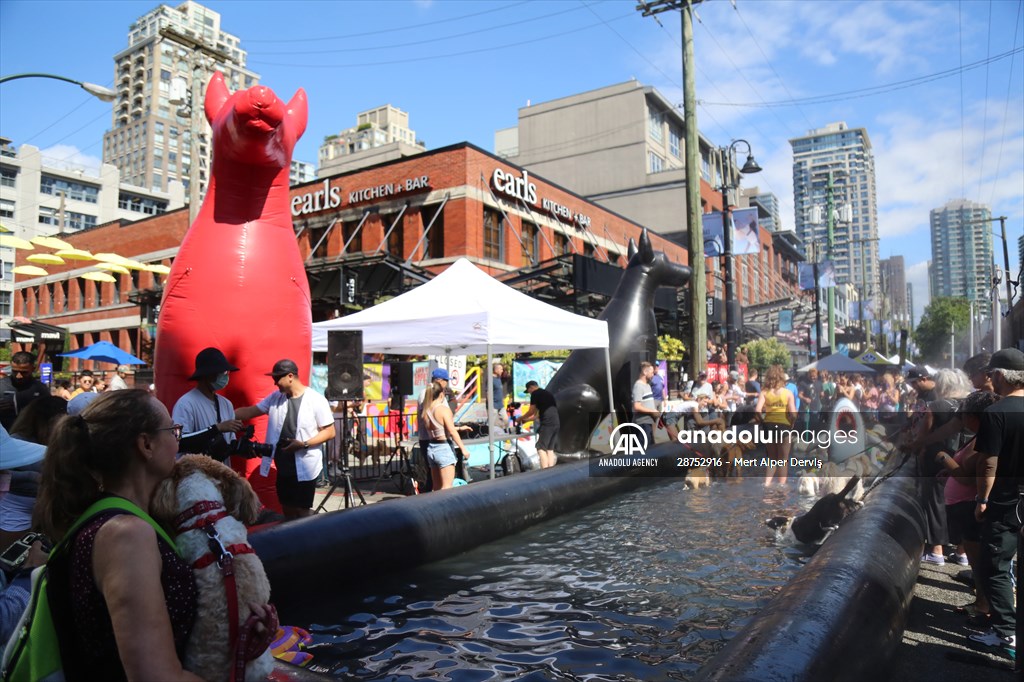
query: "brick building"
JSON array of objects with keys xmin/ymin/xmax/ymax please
[{"xmin": 12, "ymin": 143, "xmax": 693, "ymax": 370}]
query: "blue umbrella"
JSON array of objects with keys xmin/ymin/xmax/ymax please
[{"xmin": 59, "ymin": 341, "xmax": 146, "ymax": 365}]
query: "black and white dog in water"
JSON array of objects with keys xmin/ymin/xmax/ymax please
[{"xmin": 767, "ymin": 477, "xmax": 862, "ymax": 546}]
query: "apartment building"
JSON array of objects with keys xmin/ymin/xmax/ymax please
[
  {"xmin": 318, "ymin": 105, "xmax": 426, "ymax": 176},
  {"xmin": 0, "ymin": 137, "xmax": 183, "ymax": 340},
  {"xmin": 101, "ymin": 1, "xmax": 259, "ymax": 201},
  {"xmin": 790, "ymin": 122, "xmax": 880, "ymax": 309},
  {"xmin": 929, "ymin": 198, "xmax": 994, "ymax": 303}
]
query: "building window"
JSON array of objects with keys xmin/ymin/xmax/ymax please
[
  {"xmin": 648, "ymin": 109, "xmax": 664, "ymax": 143},
  {"xmin": 341, "ymin": 218, "xmax": 362, "ymax": 253},
  {"xmin": 39, "ymin": 176, "xmax": 99, "ymax": 203},
  {"xmin": 669, "ymin": 129, "xmax": 680, "ymax": 158},
  {"xmin": 307, "ymin": 225, "xmax": 330, "ymax": 259},
  {"xmin": 483, "ymin": 208, "xmax": 504, "ymax": 261},
  {"xmin": 0, "ymin": 166, "xmax": 15, "ymax": 188},
  {"xmin": 649, "ymin": 152, "xmax": 664, "ymax": 174},
  {"xmin": 382, "ymin": 214, "xmax": 404, "ymax": 257},
  {"xmin": 0, "ymin": 291, "xmax": 10, "ymax": 317},
  {"xmin": 553, "ymin": 231, "xmax": 570, "ymax": 257},
  {"xmin": 0, "ymin": 199, "xmax": 13, "ymax": 218},
  {"xmin": 64, "ymin": 212, "xmax": 97, "ymax": 231},
  {"xmin": 422, "ymin": 204, "xmax": 445, "ymax": 259},
  {"xmin": 521, "ymin": 221, "xmax": 538, "ymax": 267}
]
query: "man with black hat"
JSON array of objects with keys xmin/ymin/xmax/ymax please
[
  {"xmin": 968, "ymin": 348, "xmax": 1024, "ymax": 656},
  {"xmin": 236, "ymin": 359, "xmax": 335, "ymax": 519},
  {"xmin": 172, "ymin": 347, "xmax": 243, "ymax": 459}
]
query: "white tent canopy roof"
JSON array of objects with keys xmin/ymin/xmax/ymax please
[{"xmin": 311, "ymin": 258, "xmax": 609, "ymax": 354}]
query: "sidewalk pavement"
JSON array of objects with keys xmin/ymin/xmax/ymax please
[
  {"xmin": 310, "ymin": 467, "xmax": 408, "ymax": 513},
  {"xmin": 887, "ymin": 557, "xmax": 1016, "ymax": 680}
]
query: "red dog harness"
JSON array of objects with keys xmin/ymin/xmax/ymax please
[{"xmin": 175, "ymin": 500, "xmax": 264, "ymax": 682}]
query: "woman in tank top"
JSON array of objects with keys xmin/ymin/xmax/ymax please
[
  {"xmin": 754, "ymin": 365, "xmax": 797, "ymax": 487},
  {"xmin": 423, "ymin": 379, "xmax": 468, "ymax": 490},
  {"xmin": 34, "ymin": 389, "xmax": 276, "ymax": 679}
]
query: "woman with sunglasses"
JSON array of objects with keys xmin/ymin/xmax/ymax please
[{"xmin": 33, "ymin": 389, "xmax": 202, "ymax": 680}]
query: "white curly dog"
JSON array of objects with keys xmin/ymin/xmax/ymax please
[{"xmin": 152, "ymin": 455, "xmax": 274, "ymax": 681}]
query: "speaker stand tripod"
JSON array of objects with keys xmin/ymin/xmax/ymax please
[
  {"xmin": 315, "ymin": 401, "xmax": 367, "ymax": 513},
  {"xmin": 372, "ymin": 389, "xmax": 413, "ymax": 495}
]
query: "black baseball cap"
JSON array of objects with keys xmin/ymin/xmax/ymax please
[
  {"xmin": 525, "ymin": 380, "xmax": 539, "ymax": 390},
  {"xmin": 906, "ymin": 367, "xmax": 931, "ymax": 381},
  {"xmin": 266, "ymin": 358, "xmax": 300, "ymax": 379},
  {"xmin": 983, "ymin": 348, "xmax": 1024, "ymax": 372}
]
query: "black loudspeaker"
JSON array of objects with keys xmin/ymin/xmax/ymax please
[
  {"xmin": 898, "ymin": 329, "xmax": 909, "ymax": 368},
  {"xmin": 391, "ymin": 362, "xmax": 414, "ymax": 397},
  {"xmin": 327, "ymin": 330, "xmax": 364, "ymax": 401}
]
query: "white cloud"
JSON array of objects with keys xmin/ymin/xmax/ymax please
[{"xmin": 36, "ymin": 144, "xmax": 103, "ymax": 175}]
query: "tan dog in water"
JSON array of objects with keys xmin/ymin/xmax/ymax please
[{"xmin": 684, "ymin": 467, "xmax": 710, "ymax": 489}]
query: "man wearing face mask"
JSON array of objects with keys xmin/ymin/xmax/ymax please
[
  {"xmin": 172, "ymin": 346, "xmax": 243, "ymax": 460},
  {"xmin": 0, "ymin": 351, "xmax": 51, "ymax": 430}
]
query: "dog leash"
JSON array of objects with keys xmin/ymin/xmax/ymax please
[{"xmin": 175, "ymin": 501, "xmax": 260, "ymax": 682}]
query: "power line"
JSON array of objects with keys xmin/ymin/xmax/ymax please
[
  {"xmin": 729, "ymin": 0, "xmax": 814, "ymax": 130},
  {"xmin": 254, "ymin": 4, "xmax": 588, "ymax": 55},
  {"xmin": 958, "ymin": 0, "xmax": 966, "ymax": 199},
  {"xmin": 975, "ymin": 0, "xmax": 994, "ymax": 203},
  {"xmin": 988, "ymin": 0, "xmax": 1023, "ymax": 210},
  {"xmin": 243, "ymin": 1, "xmax": 531, "ymax": 43},
  {"xmin": 702, "ymin": 47, "xmax": 1023, "ymax": 107},
  {"xmin": 248, "ymin": 11, "xmax": 636, "ymax": 68}
]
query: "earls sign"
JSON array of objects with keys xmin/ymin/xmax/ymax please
[
  {"xmin": 491, "ymin": 168, "xmax": 592, "ymax": 229},
  {"xmin": 291, "ymin": 176, "xmax": 431, "ymax": 217}
]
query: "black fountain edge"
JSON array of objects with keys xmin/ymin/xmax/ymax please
[
  {"xmin": 693, "ymin": 459, "xmax": 925, "ymax": 682},
  {"xmin": 252, "ymin": 442, "xmax": 687, "ymax": 608}
]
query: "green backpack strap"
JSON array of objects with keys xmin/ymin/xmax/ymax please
[
  {"xmin": 0, "ymin": 496, "xmax": 179, "ymax": 681},
  {"xmin": 62, "ymin": 496, "xmax": 180, "ymax": 557}
]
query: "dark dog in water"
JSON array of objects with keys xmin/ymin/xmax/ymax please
[{"xmin": 767, "ymin": 477, "xmax": 861, "ymax": 545}]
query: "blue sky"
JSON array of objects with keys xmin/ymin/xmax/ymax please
[{"xmin": 1, "ymin": 0, "xmax": 1022, "ymax": 323}]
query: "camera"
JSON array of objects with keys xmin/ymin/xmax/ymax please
[
  {"xmin": 0, "ymin": 532, "xmax": 49, "ymax": 573},
  {"xmin": 230, "ymin": 425, "xmax": 275, "ymax": 459}
]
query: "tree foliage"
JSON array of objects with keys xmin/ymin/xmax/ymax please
[
  {"xmin": 744, "ymin": 338, "xmax": 792, "ymax": 375},
  {"xmin": 913, "ymin": 297, "xmax": 970, "ymax": 363},
  {"xmin": 657, "ymin": 334, "xmax": 686, "ymax": 361}
]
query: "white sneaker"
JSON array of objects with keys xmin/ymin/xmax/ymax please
[
  {"xmin": 921, "ymin": 553, "xmax": 945, "ymax": 565},
  {"xmin": 969, "ymin": 629, "xmax": 1015, "ymax": 649}
]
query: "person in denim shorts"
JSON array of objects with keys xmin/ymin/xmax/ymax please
[{"xmin": 422, "ymin": 378, "xmax": 468, "ymax": 490}]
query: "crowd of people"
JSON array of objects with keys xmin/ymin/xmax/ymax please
[{"xmin": 901, "ymin": 348, "xmax": 1024, "ymax": 658}]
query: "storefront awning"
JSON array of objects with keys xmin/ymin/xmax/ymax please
[{"xmin": 7, "ymin": 318, "xmax": 68, "ymax": 345}]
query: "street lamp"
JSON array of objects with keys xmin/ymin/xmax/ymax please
[
  {"xmin": 0, "ymin": 73, "xmax": 116, "ymax": 102},
  {"xmin": 718, "ymin": 139, "xmax": 761, "ymax": 371}
]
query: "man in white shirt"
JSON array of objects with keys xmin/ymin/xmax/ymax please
[
  {"xmin": 107, "ymin": 365, "xmax": 130, "ymax": 391},
  {"xmin": 236, "ymin": 359, "xmax": 336, "ymax": 520},
  {"xmin": 691, "ymin": 371, "xmax": 714, "ymax": 399}
]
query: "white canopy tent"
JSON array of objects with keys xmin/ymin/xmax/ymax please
[{"xmin": 311, "ymin": 258, "xmax": 613, "ymax": 476}]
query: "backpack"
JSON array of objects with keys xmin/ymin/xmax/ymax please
[{"xmin": 1, "ymin": 497, "xmax": 179, "ymax": 682}]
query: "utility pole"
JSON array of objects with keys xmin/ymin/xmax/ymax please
[
  {"xmin": 638, "ymin": 0, "xmax": 705, "ymax": 379},
  {"xmin": 158, "ymin": 27, "xmax": 230, "ymax": 226},
  {"xmin": 959, "ymin": 214, "xmax": 1013, "ymax": 350},
  {"xmin": 907, "ymin": 283, "xmax": 915, "ymax": 330}
]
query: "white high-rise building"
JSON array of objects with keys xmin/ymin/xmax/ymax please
[
  {"xmin": 929, "ymin": 199, "xmax": 994, "ymax": 303},
  {"xmin": 101, "ymin": 1, "xmax": 259, "ymax": 203},
  {"xmin": 318, "ymin": 105, "xmax": 425, "ymax": 176},
  {"xmin": 790, "ymin": 122, "xmax": 880, "ymax": 307}
]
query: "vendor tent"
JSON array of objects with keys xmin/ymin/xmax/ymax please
[
  {"xmin": 311, "ymin": 258, "xmax": 612, "ymax": 476},
  {"xmin": 852, "ymin": 349, "xmax": 897, "ymax": 367},
  {"xmin": 798, "ymin": 353, "xmax": 876, "ymax": 374}
]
